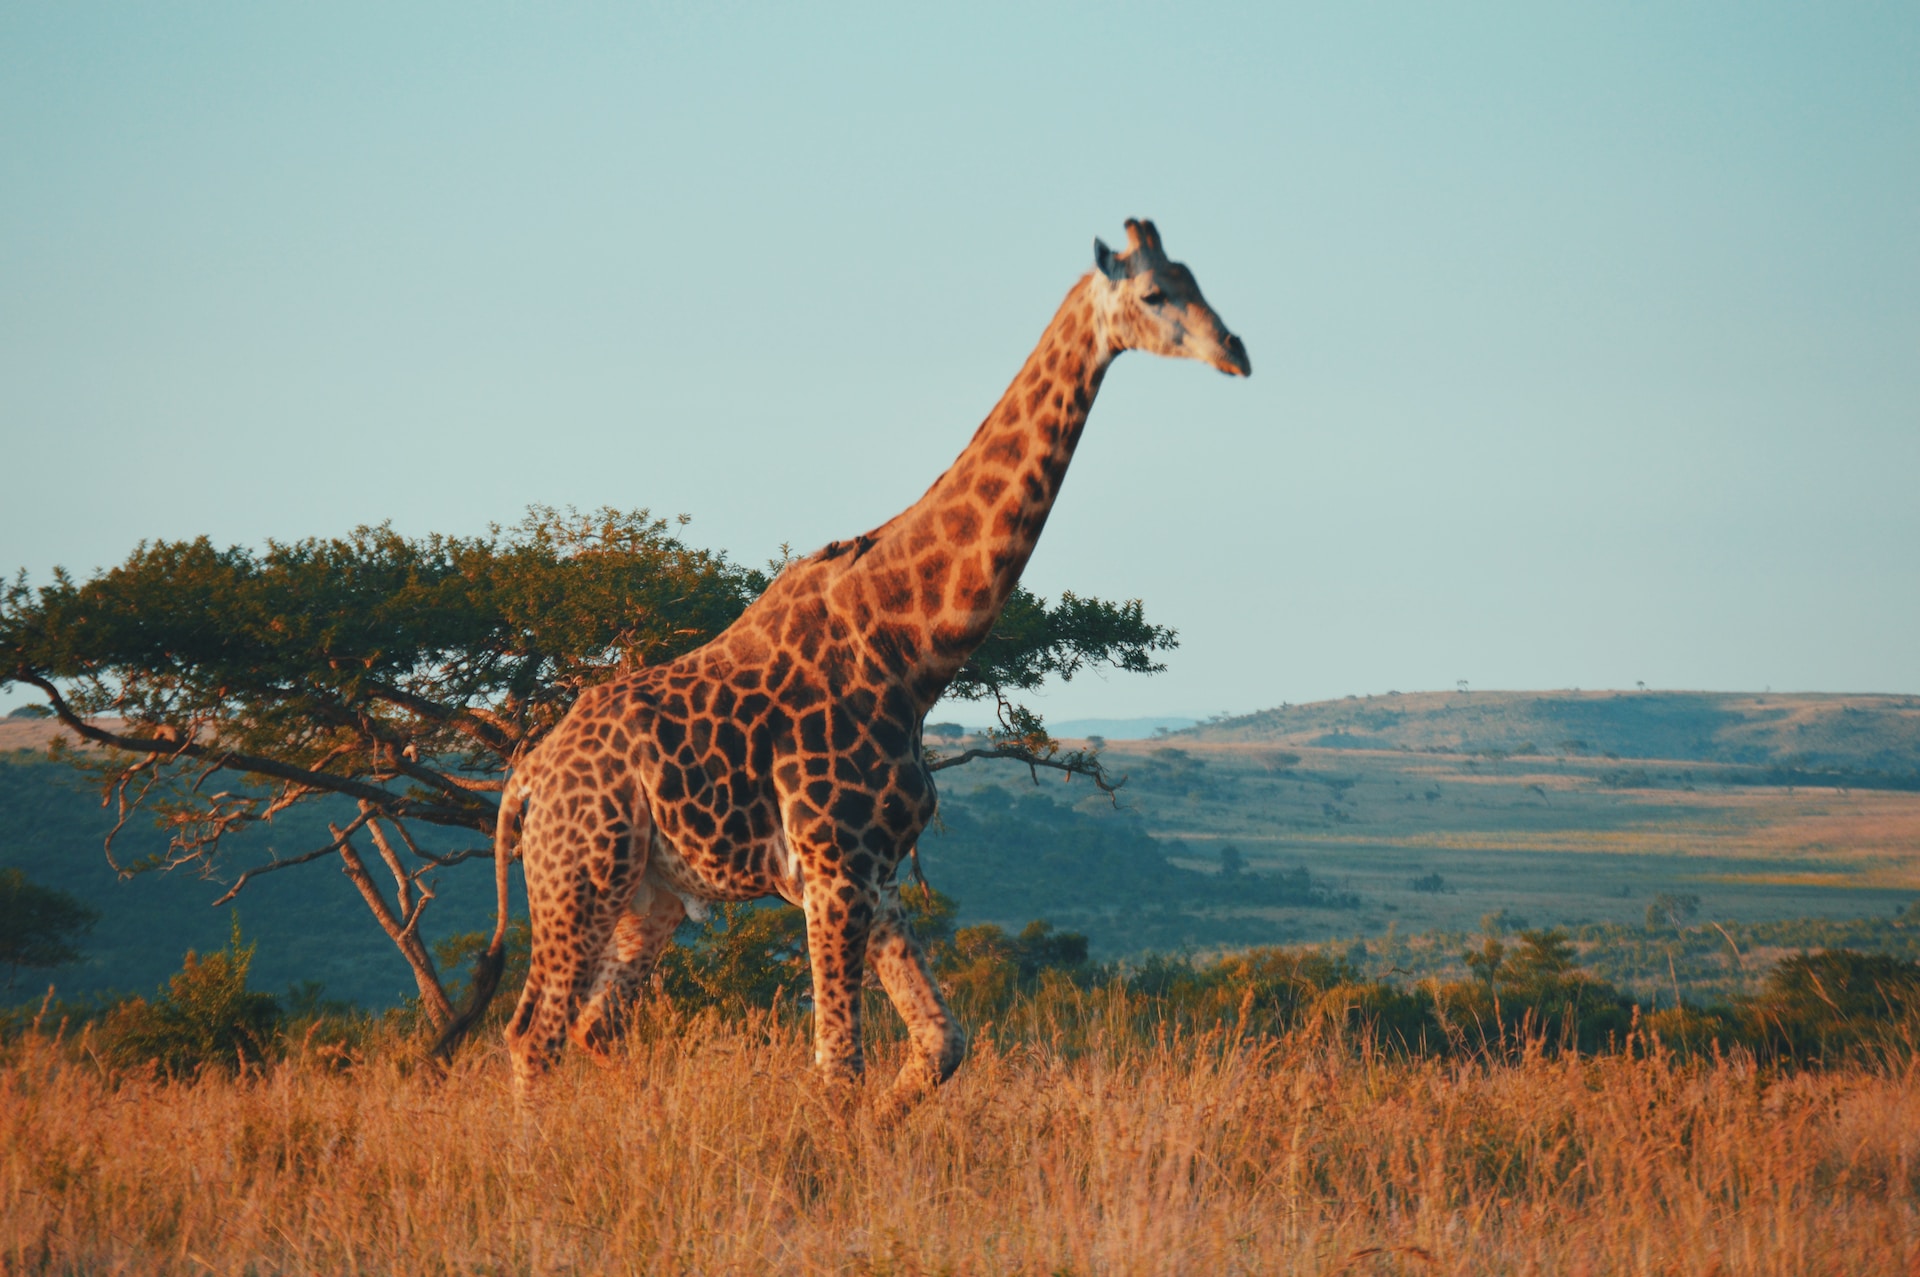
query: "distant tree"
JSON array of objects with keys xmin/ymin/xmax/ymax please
[
  {"xmin": 1646, "ymin": 892, "xmax": 1702, "ymax": 931},
  {"xmin": 2, "ymin": 506, "xmax": 1175, "ymax": 1025},
  {"xmin": 938, "ymin": 917, "xmax": 1092, "ymax": 1014},
  {"xmin": 1218, "ymin": 843, "xmax": 1246, "ymax": 878},
  {"xmin": 1480, "ymin": 909, "xmax": 1528, "ymax": 936},
  {"xmin": 925, "ymin": 722, "xmax": 966, "ymax": 741},
  {"xmin": 0, "ymin": 867, "xmax": 100, "ymax": 992},
  {"xmin": 6, "ymin": 702, "xmax": 51, "ymax": 719}
]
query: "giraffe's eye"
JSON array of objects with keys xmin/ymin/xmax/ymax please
[{"xmin": 1141, "ymin": 289, "xmax": 1166, "ymax": 306}]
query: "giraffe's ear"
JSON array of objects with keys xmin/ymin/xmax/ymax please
[{"xmin": 1094, "ymin": 237, "xmax": 1122, "ymax": 281}]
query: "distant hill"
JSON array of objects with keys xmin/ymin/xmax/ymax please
[
  {"xmin": 1178, "ymin": 691, "xmax": 1920, "ymax": 778},
  {"xmin": 921, "ymin": 715, "xmax": 1198, "ymax": 741}
]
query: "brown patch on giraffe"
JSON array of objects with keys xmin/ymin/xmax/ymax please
[
  {"xmin": 937, "ymin": 505, "xmax": 979, "ymax": 544},
  {"xmin": 872, "ymin": 568, "xmax": 913, "ymax": 613}
]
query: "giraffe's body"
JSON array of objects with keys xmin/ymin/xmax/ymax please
[{"xmin": 484, "ymin": 220, "xmax": 1248, "ymax": 1103}]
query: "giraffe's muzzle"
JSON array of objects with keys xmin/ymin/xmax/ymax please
[{"xmin": 1218, "ymin": 332, "xmax": 1252, "ymax": 377}]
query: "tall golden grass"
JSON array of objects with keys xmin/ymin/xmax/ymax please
[{"xmin": 7, "ymin": 990, "xmax": 1919, "ymax": 1275}]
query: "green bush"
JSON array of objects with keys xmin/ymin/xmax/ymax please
[
  {"xmin": 101, "ymin": 915, "xmax": 282, "ymax": 1075},
  {"xmin": 660, "ymin": 901, "xmax": 810, "ymax": 1008},
  {"xmin": 1743, "ymin": 949, "xmax": 1920, "ymax": 1062}
]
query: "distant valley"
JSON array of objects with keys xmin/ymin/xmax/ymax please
[{"xmin": 4, "ymin": 690, "xmax": 1917, "ymax": 1008}]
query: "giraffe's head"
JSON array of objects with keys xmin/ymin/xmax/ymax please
[{"xmin": 1092, "ymin": 219, "xmax": 1251, "ymax": 377}]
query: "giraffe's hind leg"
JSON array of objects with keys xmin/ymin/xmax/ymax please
[
  {"xmin": 572, "ymin": 878, "xmax": 687, "ymax": 1055},
  {"xmin": 503, "ymin": 785, "xmax": 649, "ymax": 1102},
  {"xmin": 869, "ymin": 883, "xmax": 967, "ymax": 1110}
]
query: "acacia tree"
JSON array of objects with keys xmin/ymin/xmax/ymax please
[{"xmin": 1, "ymin": 506, "xmax": 1174, "ymax": 1026}]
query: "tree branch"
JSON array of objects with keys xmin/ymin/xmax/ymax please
[
  {"xmin": 21, "ymin": 673, "xmax": 495, "ymax": 832},
  {"xmin": 331, "ymin": 820, "xmax": 454, "ymax": 1028},
  {"xmin": 926, "ymin": 744, "xmax": 1124, "ymax": 796},
  {"xmin": 364, "ymin": 679, "xmax": 515, "ymax": 757},
  {"xmin": 208, "ymin": 810, "xmax": 376, "ymax": 906}
]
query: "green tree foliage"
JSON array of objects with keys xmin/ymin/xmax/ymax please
[
  {"xmin": 1449, "ymin": 927, "xmax": 1634, "ymax": 1050},
  {"xmin": 100, "ymin": 915, "xmax": 282, "ymax": 1075},
  {"xmin": 947, "ymin": 588, "xmax": 1173, "ymax": 702},
  {"xmin": 0, "ymin": 867, "xmax": 99, "ymax": 991},
  {"xmin": 937, "ymin": 919, "xmax": 1095, "ymax": 1015},
  {"xmin": 1463, "ymin": 935, "xmax": 1506, "ymax": 991}
]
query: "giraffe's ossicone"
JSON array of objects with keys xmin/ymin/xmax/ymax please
[{"xmin": 445, "ymin": 219, "xmax": 1249, "ymax": 1108}]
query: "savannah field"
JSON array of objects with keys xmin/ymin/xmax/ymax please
[{"xmin": 8, "ymin": 992, "xmax": 1920, "ymax": 1276}]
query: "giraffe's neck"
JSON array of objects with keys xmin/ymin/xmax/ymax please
[{"xmin": 837, "ymin": 275, "xmax": 1115, "ymax": 710}]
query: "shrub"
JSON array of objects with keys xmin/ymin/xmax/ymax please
[
  {"xmin": 661, "ymin": 901, "xmax": 810, "ymax": 1008},
  {"xmin": 1744, "ymin": 949, "xmax": 1920, "ymax": 1062},
  {"xmin": 100, "ymin": 915, "xmax": 282, "ymax": 1075}
]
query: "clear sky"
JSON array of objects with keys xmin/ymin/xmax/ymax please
[{"xmin": 3, "ymin": 4, "xmax": 1915, "ymax": 722}]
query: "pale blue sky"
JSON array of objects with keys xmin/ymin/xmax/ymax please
[{"xmin": 3, "ymin": 4, "xmax": 1915, "ymax": 722}]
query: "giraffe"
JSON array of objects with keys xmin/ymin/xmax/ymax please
[{"xmin": 445, "ymin": 219, "xmax": 1249, "ymax": 1107}]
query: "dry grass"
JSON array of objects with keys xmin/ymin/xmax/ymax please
[{"xmin": 7, "ymin": 996, "xmax": 1920, "ymax": 1276}]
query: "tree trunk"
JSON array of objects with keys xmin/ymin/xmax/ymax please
[{"xmin": 331, "ymin": 820, "xmax": 456, "ymax": 1028}]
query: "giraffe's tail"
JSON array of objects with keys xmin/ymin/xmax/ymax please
[{"xmin": 430, "ymin": 777, "xmax": 527, "ymax": 1062}]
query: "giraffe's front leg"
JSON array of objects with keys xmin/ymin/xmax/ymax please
[
  {"xmin": 869, "ymin": 883, "xmax": 966, "ymax": 1112},
  {"xmin": 801, "ymin": 870, "xmax": 879, "ymax": 1083}
]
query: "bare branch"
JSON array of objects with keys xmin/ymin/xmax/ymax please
[
  {"xmin": 363, "ymin": 811, "xmax": 416, "ymax": 923},
  {"xmin": 362, "ymin": 810, "xmax": 438, "ymax": 941},
  {"xmin": 392, "ymin": 755, "xmax": 506, "ymax": 802},
  {"xmin": 408, "ymin": 846, "xmax": 492, "ymax": 867},
  {"xmin": 926, "ymin": 743, "xmax": 1125, "ymax": 796},
  {"xmin": 209, "ymin": 810, "xmax": 376, "ymax": 906}
]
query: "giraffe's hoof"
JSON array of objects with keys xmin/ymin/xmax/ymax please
[
  {"xmin": 886, "ymin": 1048, "xmax": 957, "ymax": 1110},
  {"xmin": 873, "ymin": 1087, "xmax": 918, "ymax": 1130}
]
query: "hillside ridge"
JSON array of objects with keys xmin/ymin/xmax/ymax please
[{"xmin": 1174, "ymin": 690, "xmax": 1920, "ymax": 776}]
